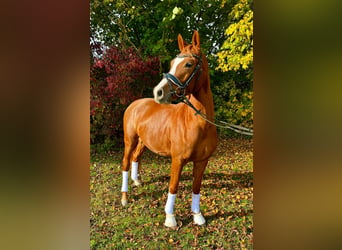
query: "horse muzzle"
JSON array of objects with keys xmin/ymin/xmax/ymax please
[{"xmin": 153, "ymin": 79, "xmax": 172, "ymax": 104}]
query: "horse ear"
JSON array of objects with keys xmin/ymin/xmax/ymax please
[
  {"xmin": 192, "ymin": 30, "xmax": 201, "ymax": 48},
  {"xmin": 178, "ymin": 34, "xmax": 185, "ymax": 51}
]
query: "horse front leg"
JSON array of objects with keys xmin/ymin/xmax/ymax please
[
  {"xmin": 164, "ymin": 158, "xmax": 184, "ymax": 229},
  {"xmin": 192, "ymin": 159, "xmax": 208, "ymax": 225}
]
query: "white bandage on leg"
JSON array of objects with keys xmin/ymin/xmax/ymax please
[
  {"xmin": 165, "ymin": 193, "xmax": 177, "ymax": 215},
  {"xmin": 131, "ymin": 161, "xmax": 139, "ymax": 180},
  {"xmin": 192, "ymin": 193, "xmax": 205, "ymax": 225},
  {"xmin": 121, "ymin": 171, "xmax": 129, "ymax": 192},
  {"xmin": 193, "ymin": 212, "xmax": 206, "ymax": 225},
  {"xmin": 164, "ymin": 213, "xmax": 177, "ymax": 228},
  {"xmin": 191, "ymin": 193, "xmax": 201, "ymax": 214}
]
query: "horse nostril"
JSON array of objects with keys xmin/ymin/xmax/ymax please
[{"xmin": 157, "ymin": 89, "xmax": 163, "ymax": 97}]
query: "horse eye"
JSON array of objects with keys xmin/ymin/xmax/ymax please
[{"xmin": 185, "ymin": 62, "xmax": 193, "ymax": 68}]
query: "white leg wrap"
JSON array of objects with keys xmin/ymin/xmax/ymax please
[
  {"xmin": 121, "ymin": 171, "xmax": 129, "ymax": 192},
  {"xmin": 131, "ymin": 162, "xmax": 141, "ymax": 186},
  {"xmin": 193, "ymin": 212, "xmax": 206, "ymax": 225},
  {"xmin": 131, "ymin": 161, "xmax": 139, "ymax": 180},
  {"xmin": 191, "ymin": 193, "xmax": 201, "ymax": 214},
  {"xmin": 192, "ymin": 193, "xmax": 205, "ymax": 225},
  {"xmin": 164, "ymin": 214, "xmax": 177, "ymax": 228},
  {"xmin": 165, "ymin": 193, "xmax": 177, "ymax": 215}
]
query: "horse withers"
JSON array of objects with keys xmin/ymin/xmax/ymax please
[{"xmin": 121, "ymin": 30, "xmax": 217, "ymax": 228}]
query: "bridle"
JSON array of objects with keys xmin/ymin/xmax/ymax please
[
  {"xmin": 163, "ymin": 53, "xmax": 202, "ymax": 101},
  {"xmin": 162, "ymin": 53, "xmax": 254, "ymax": 136}
]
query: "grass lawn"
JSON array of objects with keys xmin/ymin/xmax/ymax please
[{"xmin": 90, "ymin": 137, "xmax": 253, "ymax": 249}]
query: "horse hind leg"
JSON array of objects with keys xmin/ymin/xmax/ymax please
[
  {"xmin": 130, "ymin": 138, "xmax": 145, "ymax": 186},
  {"xmin": 121, "ymin": 134, "xmax": 138, "ymax": 206}
]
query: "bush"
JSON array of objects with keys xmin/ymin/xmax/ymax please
[
  {"xmin": 212, "ymin": 69, "xmax": 253, "ymax": 135},
  {"xmin": 90, "ymin": 46, "xmax": 160, "ymax": 148}
]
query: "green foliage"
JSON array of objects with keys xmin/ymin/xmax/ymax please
[
  {"xmin": 90, "ymin": 138, "xmax": 253, "ymax": 248},
  {"xmin": 90, "ymin": 0, "xmax": 254, "ymax": 145},
  {"xmin": 217, "ymin": 0, "xmax": 253, "ymax": 72},
  {"xmin": 90, "ymin": 0, "xmax": 234, "ymax": 68},
  {"xmin": 213, "ymin": 70, "xmax": 253, "ymax": 130},
  {"xmin": 213, "ymin": 0, "xmax": 253, "ymax": 131}
]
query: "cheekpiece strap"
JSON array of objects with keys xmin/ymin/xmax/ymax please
[
  {"xmin": 163, "ymin": 73, "xmax": 183, "ymax": 88},
  {"xmin": 163, "ymin": 53, "xmax": 202, "ymax": 90}
]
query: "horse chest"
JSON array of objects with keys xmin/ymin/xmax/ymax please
[
  {"xmin": 191, "ymin": 128, "xmax": 217, "ymax": 160},
  {"xmin": 170, "ymin": 124, "xmax": 217, "ymax": 161}
]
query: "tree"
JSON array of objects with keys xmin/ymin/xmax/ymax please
[
  {"xmin": 90, "ymin": 0, "xmax": 236, "ymax": 68},
  {"xmin": 90, "ymin": 46, "xmax": 160, "ymax": 147},
  {"xmin": 90, "ymin": 0, "xmax": 254, "ymax": 147},
  {"xmin": 214, "ymin": 0, "xmax": 253, "ymax": 130},
  {"xmin": 216, "ymin": 0, "xmax": 253, "ymax": 72}
]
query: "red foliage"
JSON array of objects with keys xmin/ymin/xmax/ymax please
[{"xmin": 90, "ymin": 46, "xmax": 160, "ymax": 145}]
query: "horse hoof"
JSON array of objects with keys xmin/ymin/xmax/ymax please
[
  {"xmin": 193, "ymin": 212, "xmax": 206, "ymax": 225},
  {"xmin": 121, "ymin": 199, "xmax": 128, "ymax": 206},
  {"xmin": 164, "ymin": 214, "xmax": 177, "ymax": 229},
  {"xmin": 132, "ymin": 179, "xmax": 142, "ymax": 186}
]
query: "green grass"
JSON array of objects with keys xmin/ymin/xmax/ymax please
[{"xmin": 90, "ymin": 137, "xmax": 253, "ymax": 249}]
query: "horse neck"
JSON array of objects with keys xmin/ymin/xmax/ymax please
[{"xmin": 190, "ymin": 72, "xmax": 215, "ymax": 120}]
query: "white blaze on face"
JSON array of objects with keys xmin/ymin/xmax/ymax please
[
  {"xmin": 153, "ymin": 57, "xmax": 185, "ymax": 103},
  {"xmin": 169, "ymin": 57, "xmax": 184, "ymax": 75},
  {"xmin": 155, "ymin": 57, "xmax": 184, "ymax": 91}
]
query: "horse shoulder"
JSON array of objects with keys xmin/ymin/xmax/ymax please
[
  {"xmin": 127, "ymin": 98, "xmax": 175, "ymax": 155},
  {"xmin": 182, "ymin": 103, "xmax": 218, "ymax": 160}
]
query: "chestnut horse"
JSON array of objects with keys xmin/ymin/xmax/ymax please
[{"xmin": 121, "ymin": 31, "xmax": 217, "ymax": 228}]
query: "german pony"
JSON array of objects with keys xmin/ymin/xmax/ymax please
[{"xmin": 121, "ymin": 31, "xmax": 217, "ymax": 228}]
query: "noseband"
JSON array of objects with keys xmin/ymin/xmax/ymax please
[{"xmin": 163, "ymin": 53, "xmax": 202, "ymax": 100}]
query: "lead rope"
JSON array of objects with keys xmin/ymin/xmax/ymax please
[{"xmin": 182, "ymin": 96, "xmax": 254, "ymax": 136}]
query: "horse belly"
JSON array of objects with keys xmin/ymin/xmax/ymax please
[
  {"xmin": 139, "ymin": 133, "xmax": 171, "ymax": 157},
  {"xmin": 137, "ymin": 120, "xmax": 172, "ymax": 157}
]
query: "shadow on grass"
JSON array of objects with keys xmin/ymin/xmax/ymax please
[
  {"xmin": 205, "ymin": 208, "xmax": 253, "ymax": 225},
  {"xmin": 173, "ymin": 208, "xmax": 253, "ymax": 229},
  {"xmin": 131, "ymin": 188, "xmax": 168, "ymax": 203},
  {"xmin": 142, "ymin": 171, "xmax": 253, "ymax": 191},
  {"xmin": 143, "ymin": 174, "xmax": 170, "ymax": 185},
  {"xmin": 206, "ymin": 172, "xmax": 253, "ymax": 189},
  {"xmin": 111, "ymin": 171, "xmax": 253, "ymax": 231},
  {"xmin": 125, "ymin": 171, "xmax": 253, "ymax": 217}
]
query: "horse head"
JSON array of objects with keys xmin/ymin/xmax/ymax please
[{"xmin": 153, "ymin": 30, "xmax": 203, "ymax": 104}]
